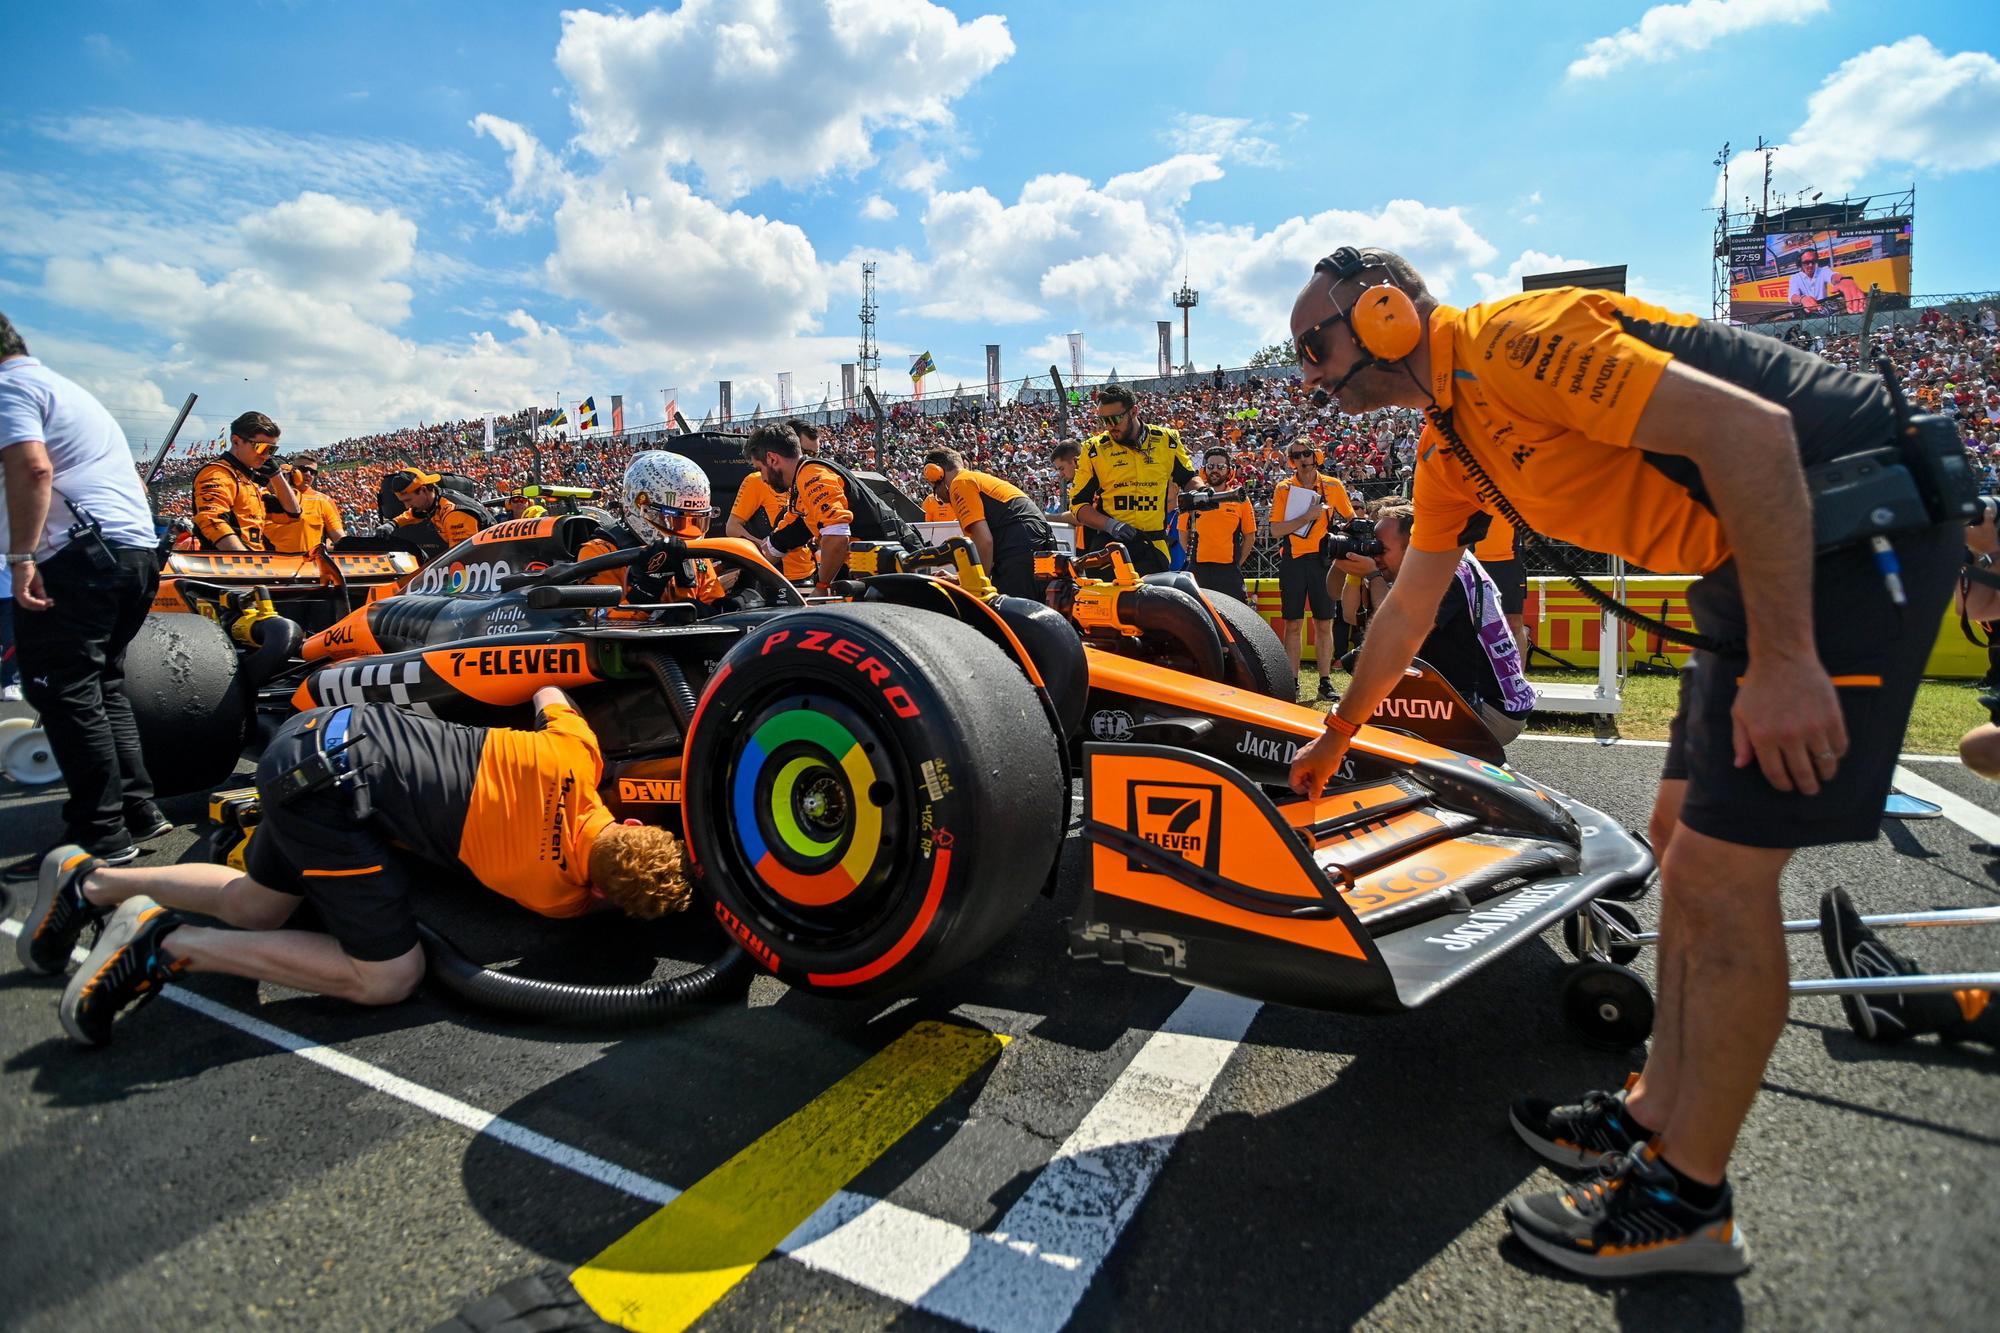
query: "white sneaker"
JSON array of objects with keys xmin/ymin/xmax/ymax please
[{"xmin": 1, "ymin": 684, "xmax": 22, "ymax": 701}]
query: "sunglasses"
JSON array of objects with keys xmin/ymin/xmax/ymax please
[
  {"xmin": 1288, "ymin": 450, "xmax": 1316, "ymax": 461},
  {"xmin": 1097, "ymin": 409, "xmax": 1130, "ymax": 425},
  {"xmin": 1293, "ymin": 311, "xmax": 1345, "ymax": 367}
]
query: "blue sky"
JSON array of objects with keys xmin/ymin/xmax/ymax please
[{"xmin": 2, "ymin": 0, "xmax": 1997, "ymax": 448}]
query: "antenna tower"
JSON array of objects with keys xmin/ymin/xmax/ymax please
[
  {"xmin": 858, "ymin": 262, "xmax": 880, "ymax": 393},
  {"xmin": 1172, "ymin": 276, "xmax": 1199, "ymax": 375}
]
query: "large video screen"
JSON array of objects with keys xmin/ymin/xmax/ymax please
[{"xmin": 1728, "ymin": 220, "xmax": 1912, "ymax": 324}]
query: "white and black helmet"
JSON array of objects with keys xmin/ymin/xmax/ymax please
[{"xmin": 622, "ymin": 451, "xmax": 713, "ymax": 541}]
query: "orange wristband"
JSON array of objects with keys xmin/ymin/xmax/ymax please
[{"xmin": 1325, "ymin": 712, "xmax": 1360, "ymax": 738}]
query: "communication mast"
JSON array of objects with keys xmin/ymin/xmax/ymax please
[
  {"xmin": 858, "ymin": 262, "xmax": 880, "ymax": 393},
  {"xmin": 1172, "ymin": 276, "xmax": 1199, "ymax": 374}
]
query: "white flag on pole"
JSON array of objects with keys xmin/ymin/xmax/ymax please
[
  {"xmin": 777, "ymin": 372, "xmax": 793, "ymax": 412},
  {"xmin": 1067, "ymin": 332, "xmax": 1084, "ymax": 387}
]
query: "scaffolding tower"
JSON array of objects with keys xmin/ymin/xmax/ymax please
[{"xmin": 858, "ymin": 262, "xmax": 880, "ymax": 393}]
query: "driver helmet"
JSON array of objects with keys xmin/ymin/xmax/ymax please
[{"xmin": 622, "ymin": 451, "xmax": 713, "ymax": 541}]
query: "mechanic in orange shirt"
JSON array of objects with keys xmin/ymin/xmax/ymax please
[
  {"xmin": 385, "ymin": 467, "xmax": 482, "ymax": 549},
  {"xmin": 262, "ymin": 462, "xmax": 346, "ymax": 553},
  {"xmin": 1285, "ymin": 247, "xmax": 1962, "ymax": 1279},
  {"xmin": 191, "ymin": 411, "xmax": 299, "ymax": 551},
  {"xmin": 746, "ymin": 423, "xmax": 918, "ymax": 592},
  {"xmin": 1177, "ymin": 444, "xmax": 1258, "ymax": 602},
  {"xmin": 28, "ymin": 688, "xmax": 689, "ymax": 1046},
  {"xmin": 726, "ymin": 419, "xmax": 819, "ymax": 582},
  {"xmin": 1268, "ymin": 441, "xmax": 1354, "ymax": 700},
  {"xmin": 921, "ymin": 446, "xmax": 1055, "ymax": 597}
]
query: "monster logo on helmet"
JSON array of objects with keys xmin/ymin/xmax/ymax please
[{"xmin": 622, "ymin": 451, "xmax": 715, "ymax": 541}]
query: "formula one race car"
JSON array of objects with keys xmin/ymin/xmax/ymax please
[{"xmin": 132, "ymin": 514, "xmax": 1654, "ymax": 1027}]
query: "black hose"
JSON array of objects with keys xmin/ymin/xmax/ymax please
[
  {"xmin": 1116, "ymin": 583, "xmax": 1227, "ymax": 681},
  {"xmin": 243, "ymin": 616, "xmax": 303, "ymax": 687},
  {"xmin": 640, "ymin": 650, "xmax": 699, "ymax": 731},
  {"xmin": 415, "ymin": 921, "xmax": 752, "ymax": 1025}
]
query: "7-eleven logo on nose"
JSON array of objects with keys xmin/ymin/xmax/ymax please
[{"xmin": 1127, "ymin": 781, "xmax": 1222, "ymax": 874}]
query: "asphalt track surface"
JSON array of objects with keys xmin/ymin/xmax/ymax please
[{"xmin": 3, "ymin": 702, "xmax": 1997, "ymax": 1331}]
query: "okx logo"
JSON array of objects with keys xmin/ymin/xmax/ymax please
[{"xmin": 1127, "ymin": 781, "xmax": 1222, "ymax": 875}]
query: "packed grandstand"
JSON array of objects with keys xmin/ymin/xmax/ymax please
[{"xmin": 153, "ymin": 298, "xmax": 2000, "ymax": 563}]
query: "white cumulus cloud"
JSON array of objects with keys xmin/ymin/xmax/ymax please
[
  {"xmin": 1471, "ymin": 250, "xmax": 1598, "ymax": 302},
  {"xmin": 1568, "ymin": 0, "xmax": 1828, "ymax": 81},
  {"xmin": 860, "ymin": 194, "xmax": 898, "ymax": 221},
  {"xmin": 1165, "ymin": 114, "xmax": 1282, "ymax": 167}
]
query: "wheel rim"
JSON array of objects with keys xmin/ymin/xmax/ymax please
[{"xmin": 721, "ymin": 691, "xmax": 912, "ymax": 945}]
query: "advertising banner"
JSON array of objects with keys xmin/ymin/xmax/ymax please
[
  {"xmin": 1157, "ymin": 321, "xmax": 1173, "ymax": 377},
  {"xmin": 718, "ymin": 381, "xmax": 732, "ymax": 424},
  {"xmin": 985, "ymin": 344, "xmax": 1001, "ymax": 405},
  {"xmin": 777, "ymin": 372, "xmax": 793, "ymax": 412},
  {"xmin": 840, "ymin": 362, "xmax": 857, "ymax": 409},
  {"xmin": 1067, "ymin": 332, "xmax": 1083, "ymax": 387},
  {"xmin": 1729, "ymin": 221, "xmax": 1912, "ymax": 324}
]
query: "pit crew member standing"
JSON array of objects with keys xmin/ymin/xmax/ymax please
[
  {"xmin": 746, "ymin": 424, "xmax": 918, "ymax": 593},
  {"xmin": 1069, "ymin": 384, "xmax": 1198, "ymax": 575},
  {"xmin": 1285, "ymin": 248, "xmax": 1962, "ymax": 1277},
  {"xmin": 1269, "ymin": 441, "xmax": 1353, "ymax": 702},
  {"xmin": 20, "ymin": 688, "xmax": 689, "ymax": 1046},
  {"xmin": 922, "ymin": 447, "xmax": 1056, "ymax": 597},
  {"xmin": 726, "ymin": 419, "xmax": 819, "ymax": 583},
  {"xmin": 1, "ymin": 312, "xmax": 173, "ymax": 872},
  {"xmin": 1178, "ymin": 445, "xmax": 1257, "ymax": 602},
  {"xmin": 192, "ymin": 411, "xmax": 298, "ymax": 552},
  {"xmin": 262, "ymin": 462, "xmax": 345, "ymax": 553}
]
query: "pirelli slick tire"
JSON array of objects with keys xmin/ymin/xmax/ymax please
[
  {"xmin": 1206, "ymin": 591, "xmax": 1292, "ymax": 700},
  {"xmin": 125, "ymin": 613, "xmax": 250, "ymax": 798},
  {"xmin": 685, "ymin": 602, "xmax": 1064, "ymax": 997}
]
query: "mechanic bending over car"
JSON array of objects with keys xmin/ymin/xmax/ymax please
[
  {"xmin": 920, "ymin": 447, "xmax": 1057, "ymax": 598},
  {"xmin": 1350, "ymin": 503, "xmax": 1536, "ymax": 745},
  {"xmin": 1286, "ymin": 247, "xmax": 1961, "ymax": 1278},
  {"xmin": 1069, "ymin": 383, "xmax": 1200, "ymax": 574},
  {"xmin": 726, "ymin": 418, "xmax": 820, "ymax": 585},
  {"xmin": 744, "ymin": 423, "xmax": 920, "ymax": 594},
  {"xmin": 18, "ymin": 686, "xmax": 690, "ymax": 1047},
  {"xmin": 191, "ymin": 411, "xmax": 299, "ymax": 552},
  {"xmin": 261, "ymin": 462, "xmax": 345, "ymax": 554}
]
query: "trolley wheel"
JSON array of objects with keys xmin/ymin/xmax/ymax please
[
  {"xmin": 1560, "ymin": 961, "xmax": 1655, "ymax": 1050},
  {"xmin": 1562, "ymin": 900, "xmax": 1643, "ymax": 966}
]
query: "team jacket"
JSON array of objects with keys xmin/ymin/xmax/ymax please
[
  {"xmin": 192, "ymin": 455, "xmax": 273, "ymax": 550},
  {"xmin": 393, "ymin": 495, "xmax": 482, "ymax": 548}
]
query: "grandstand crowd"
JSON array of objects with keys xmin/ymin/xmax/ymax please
[{"xmin": 154, "ymin": 303, "xmax": 1999, "ymax": 540}]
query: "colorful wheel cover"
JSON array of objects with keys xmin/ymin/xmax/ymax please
[{"xmin": 731, "ymin": 707, "xmax": 886, "ymax": 907}]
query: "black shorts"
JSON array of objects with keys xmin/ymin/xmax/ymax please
[
  {"xmin": 246, "ymin": 723, "xmax": 421, "ymax": 962},
  {"xmin": 1662, "ymin": 526, "xmax": 1961, "ymax": 849},
  {"xmin": 1191, "ymin": 562, "xmax": 1247, "ymax": 602},
  {"xmin": 990, "ymin": 533, "xmax": 1055, "ymax": 601},
  {"xmin": 1278, "ymin": 552, "xmax": 1335, "ymax": 620},
  {"xmin": 1482, "ymin": 558, "xmax": 1527, "ymax": 617}
]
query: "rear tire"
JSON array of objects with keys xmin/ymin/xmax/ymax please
[
  {"xmin": 1206, "ymin": 591, "xmax": 1292, "ymax": 700},
  {"xmin": 684, "ymin": 603, "xmax": 1063, "ymax": 997},
  {"xmin": 125, "ymin": 614, "xmax": 248, "ymax": 797}
]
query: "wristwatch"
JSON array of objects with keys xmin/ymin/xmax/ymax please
[{"xmin": 5, "ymin": 552, "xmax": 35, "ymax": 565}]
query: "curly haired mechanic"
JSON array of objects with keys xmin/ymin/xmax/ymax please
[
  {"xmin": 19, "ymin": 687, "xmax": 689, "ymax": 1046},
  {"xmin": 1285, "ymin": 248, "xmax": 1960, "ymax": 1278}
]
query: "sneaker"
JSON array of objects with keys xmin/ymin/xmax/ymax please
[
  {"xmin": 125, "ymin": 802, "xmax": 175, "ymax": 843},
  {"xmin": 1317, "ymin": 677, "xmax": 1340, "ymax": 702},
  {"xmin": 17, "ymin": 845, "xmax": 107, "ymax": 976},
  {"xmin": 91, "ymin": 843, "xmax": 140, "ymax": 867},
  {"xmin": 1, "ymin": 683, "xmax": 22, "ymax": 702},
  {"xmin": 1819, "ymin": 887, "xmax": 1924, "ymax": 1042},
  {"xmin": 59, "ymin": 897, "xmax": 186, "ymax": 1047},
  {"xmin": 1505, "ymin": 1144, "xmax": 1750, "ymax": 1278},
  {"xmin": 1509, "ymin": 1072, "xmax": 1648, "ymax": 1169}
]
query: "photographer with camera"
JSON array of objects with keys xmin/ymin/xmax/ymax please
[
  {"xmin": 1285, "ymin": 247, "xmax": 1964, "ymax": 1278},
  {"xmin": 1269, "ymin": 442, "xmax": 1354, "ymax": 701},
  {"xmin": 1178, "ymin": 446, "xmax": 1257, "ymax": 601},
  {"xmin": 1, "ymin": 312, "xmax": 173, "ymax": 875},
  {"xmin": 192, "ymin": 412, "xmax": 297, "ymax": 552}
]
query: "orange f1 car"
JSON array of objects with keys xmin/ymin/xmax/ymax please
[{"xmin": 133, "ymin": 515, "xmax": 1655, "ymax": 1032}]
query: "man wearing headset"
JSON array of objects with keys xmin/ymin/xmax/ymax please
[
  {"xmin": 1285, "ymin": 247, "xmax": 1960, "ymax": 1278},
  {"xmin": 921, "ymin": 447, "xmax": 1055, "ymax": 598}
]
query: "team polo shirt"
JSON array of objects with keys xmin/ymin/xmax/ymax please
[
  {"xmin": 730, "ymin": 472, "xmax": 815, "ymax": 579},
  {"xmin": 1269, "ymin": 473, "xmax": 1354, "ymax": 557},
  {"xmin": 922, "ymin": 494, "xmax": 954, "ymax": 523},
  {"xmin": 264, "ymin": 489, "xmax": 343, "ymax": 553},
  {"xmin": 945, "ymin": 469, "xmax": 1048, "ymax": 545},
  {"xmin": 1179, "ymin": 491, "xmax": 1256, "ymax": 564},
  {"xmin": 0, "ymin": 356, "xmax": 157, "ymax": 558},
  {"xmin": 393, "ymin": 494, "xmax": 481, "ymax": 548},
  {"xmin": 352, "ymin": 701, "xmax": 611, "ymax": 918},
  {"xmin": 1471, "ymin": 512, "xmax": 1516, "ymax": 564},
  {"xmin": 1410, "ymin": 288, "xmax": 1897, "ymax": 574},
  {"xmin": 1069, "ymin": 425, "xmax": 1196, "ymax": 533}
]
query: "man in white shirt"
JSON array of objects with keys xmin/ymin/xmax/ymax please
[
  {"xmin": 1, "ymin": 311, "xmax": 173, "ymax": 873},
  {"xmin": 1786, "ymin": 250, "xmax": 1833, "ymax": 309}
]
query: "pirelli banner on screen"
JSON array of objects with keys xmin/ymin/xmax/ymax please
[{"xmin": 1728, "ymin": 221, "xmax": 1913, "ymax": 325}]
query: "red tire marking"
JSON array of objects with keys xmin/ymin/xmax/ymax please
[{"xmin": 805, "ymin": 849, "xmax": 951, "ymax": 988}]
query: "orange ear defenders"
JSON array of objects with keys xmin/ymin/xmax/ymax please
[
  {"xmin": 1298, "ymin": 248, "xmax": 1423, "ymax": 398},
  {"xmin": 922, "ymin": 463, "xmax": 945, "ymax": 483}
]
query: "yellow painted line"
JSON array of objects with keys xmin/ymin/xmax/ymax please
[{"xmin": 571, "ymin": 1020, "xmax": 1007, "ymax": 1332}]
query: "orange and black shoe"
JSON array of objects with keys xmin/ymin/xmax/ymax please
[
  {"xmin": 17, "ymin": 846, "xmax": 109, "ymax": 976},
  {"xmin": 1508, "ymin": 1073, "xmax": 1647, "ymax": 1169},
  {"xmin": 1505, "ymin": 1145, "xmax": 1750, "ymax": 1278},
  {"xmin": 59, "ymin": 897, "xmax": 186, "ymax": 1047}
]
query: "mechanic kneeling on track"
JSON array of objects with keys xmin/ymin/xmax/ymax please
[
  {"xmin": 1285, "ymin": 247, "xmax": 1961, "ymax": 1278},
  {"xmin": 1359, "ymin": 503, "xmax": 1536, "ymax": 745},
  {"xmin": 921, "ymin": 446, "xmax": 1056, "ymax": 598},
  {"xmin": 18, "ymin": 686, "xmax": 690, "ymax": 1047}
]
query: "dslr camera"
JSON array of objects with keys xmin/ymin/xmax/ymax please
[
  {"xmin": 1322, "ymin": 515, "xmax": 1385, "ymax": 562},
  {"xmin": 1178, "ymin": 486, "xmax": 1243, "ymax": 514}
]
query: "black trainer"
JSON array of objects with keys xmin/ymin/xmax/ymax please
[
  {"xmin": 125, "ymin": 802, "xmax": 175, "ymax": 843},
  {"xmin": 59, "ymin": 897, "xmax": 187, "ymax": 1047},
  {"xmin": 1505, "ymin": 1144, "xmax": 1750, "ymax": 1278},
  {"xmin": 1317, "ymin": 677, "xmax": 1340, "ymax": 702},
  {"xmin": 1509, "ymin": 1072, "xmax": 1647, "ymax": 1168},
  {"xmin": 1819, "ymin": 887, "xmax": 1943, "ymax": 1042},
  {"xmin": 17, "ymin": 846, "xmax": 107, "ymax": 976}
]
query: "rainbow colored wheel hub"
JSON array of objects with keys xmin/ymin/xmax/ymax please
[{"xmin": 732, "ymin": 708, "xmax": 887, "ymax": 907}]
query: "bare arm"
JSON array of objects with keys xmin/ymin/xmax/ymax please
[
  {"xmin": 533, "ymin": 686, "xmax": 574, "ymax": 719},
  {"xmin": 3, "ymin": 439, "xmax": 55, "ymax": 611},
  {"xmin": 815, "ymin": 534, "xmax": 851, "ymax": 588}
]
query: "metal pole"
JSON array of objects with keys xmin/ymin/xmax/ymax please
[{"xmin": 142, "ymin": 392, "xmax": 198, "ymax": 511}]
